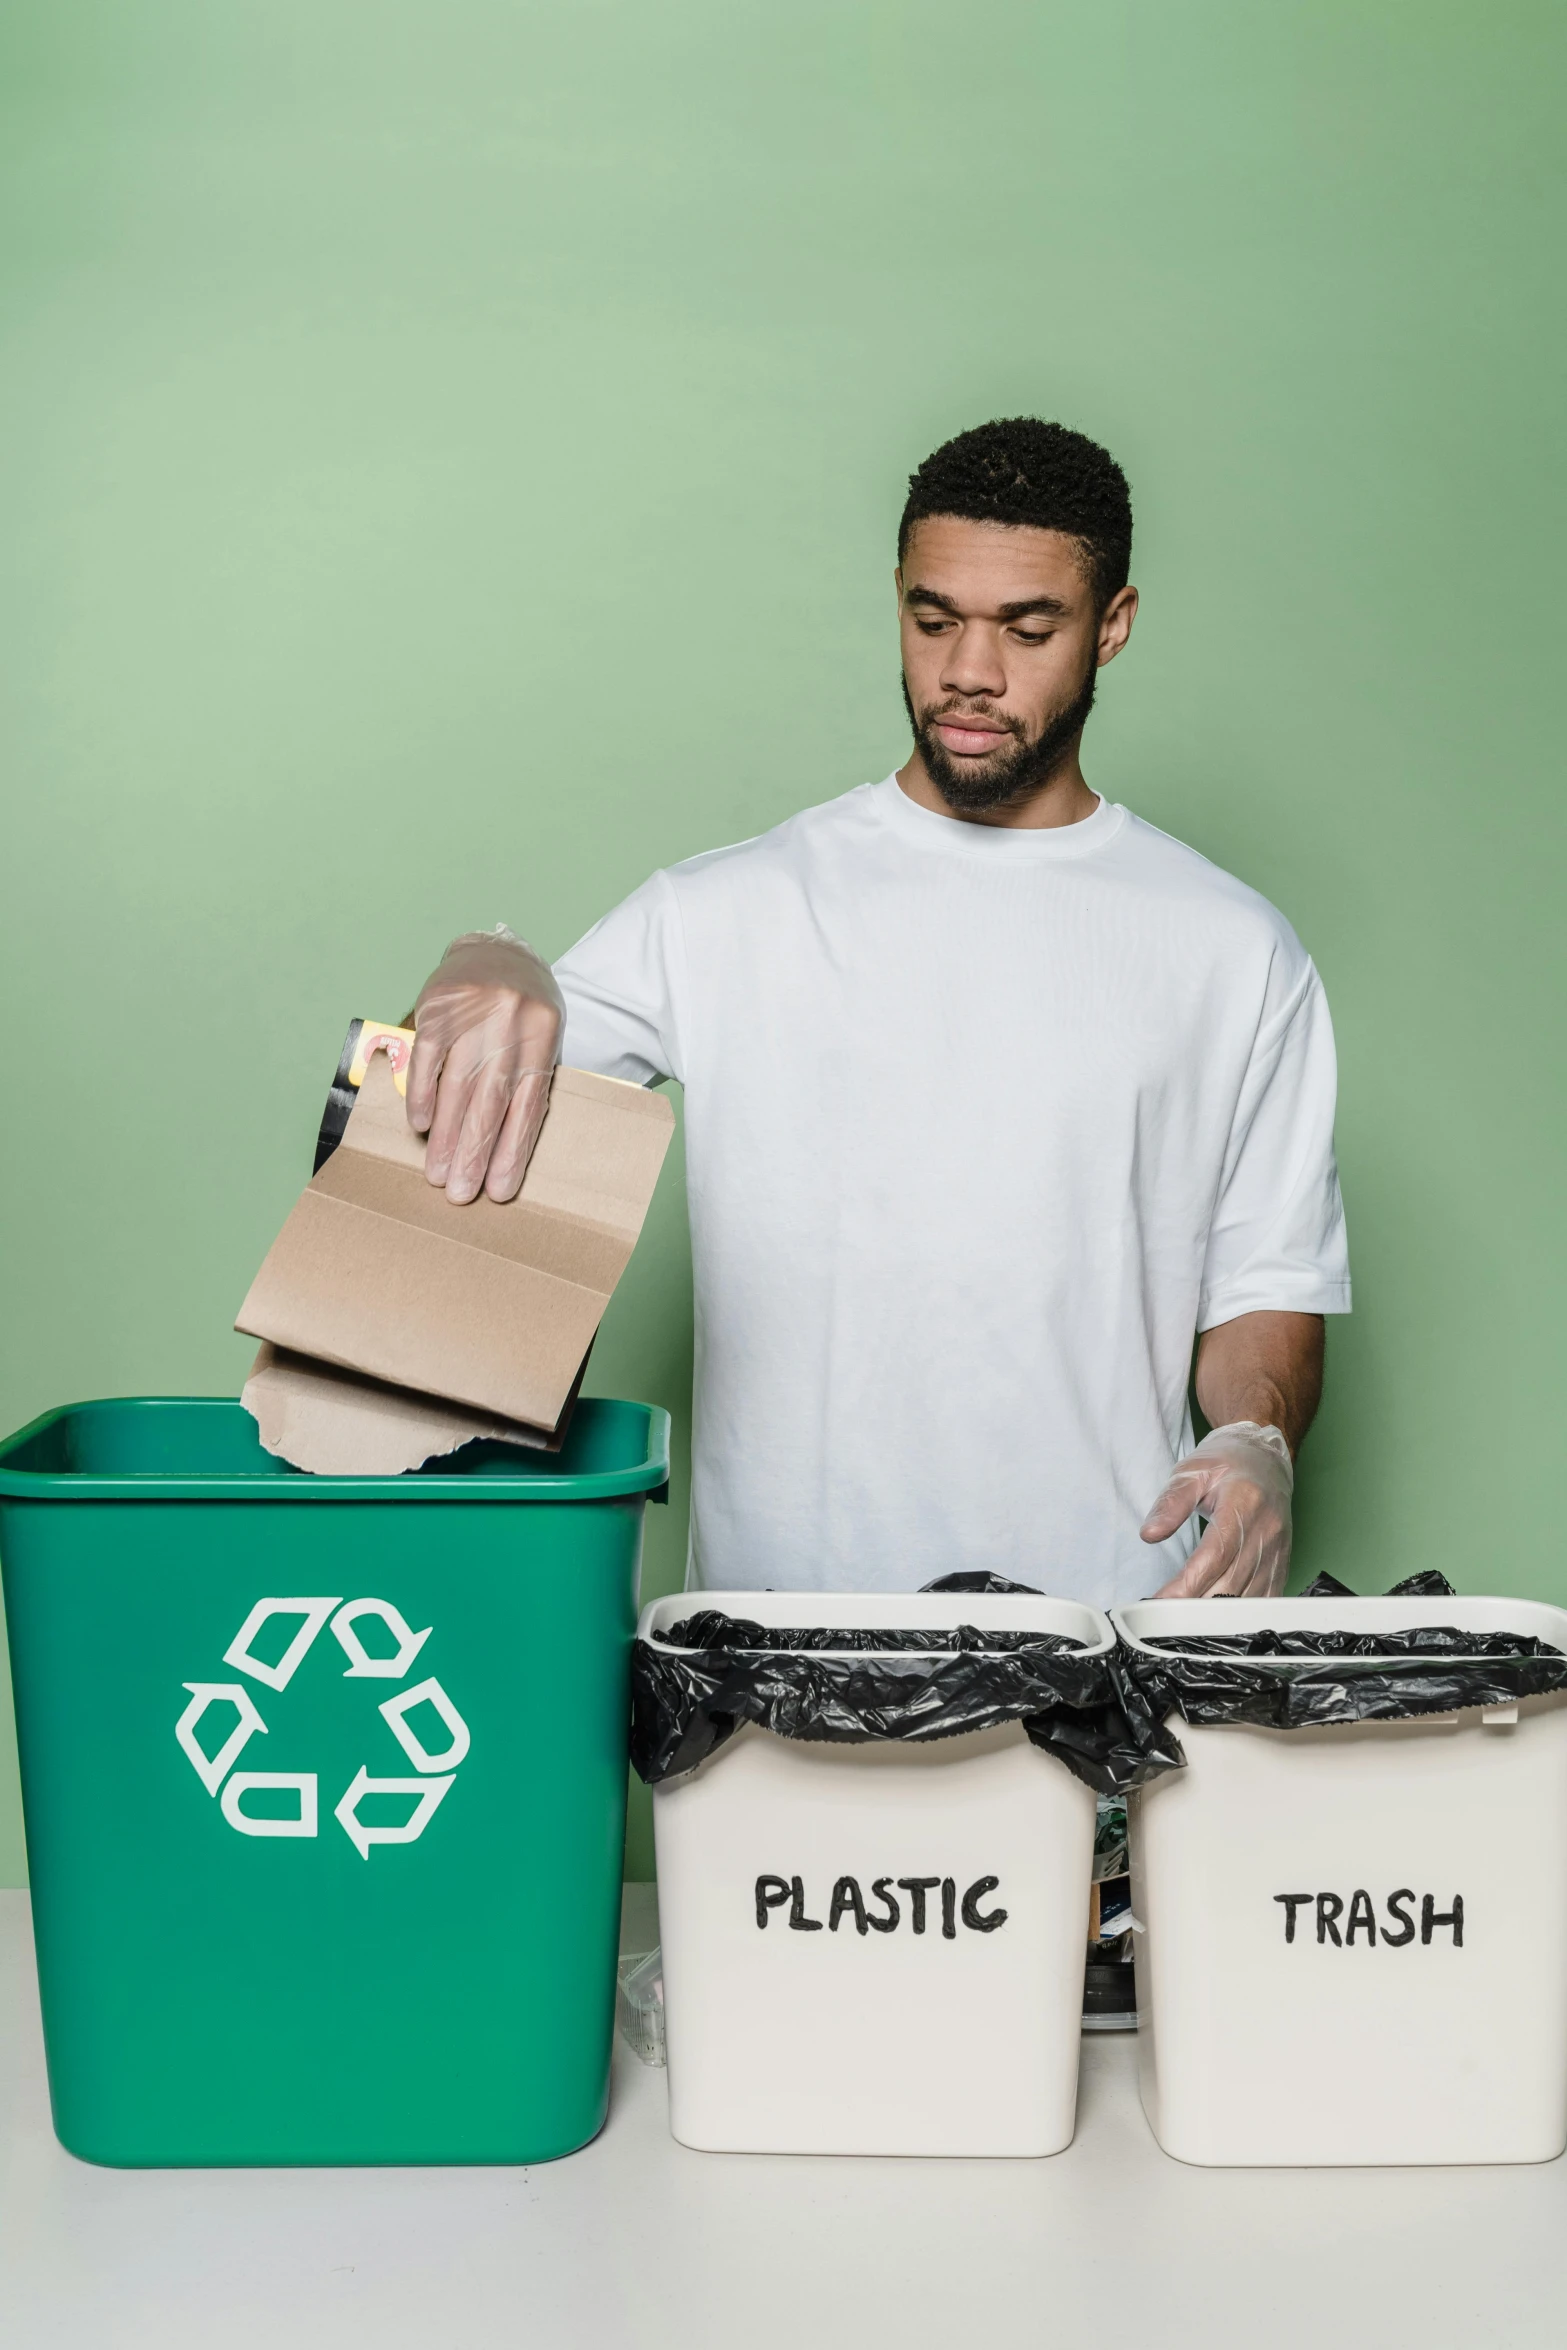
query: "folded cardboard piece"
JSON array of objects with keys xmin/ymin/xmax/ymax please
[{"xmin": 236, "ymin": 1051, "xmax": 674, "ymax": 1475}]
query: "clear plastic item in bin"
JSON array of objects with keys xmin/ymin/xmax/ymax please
[
  {"xmin": 1082, "ymin": 1957, "xmax": 1139, "ymax": 2033},
  {"xmin": 616, "ymin": 1947, "xmax": 666, "ymax": 2066}
]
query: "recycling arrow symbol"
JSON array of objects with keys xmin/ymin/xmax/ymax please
[
  {"xmin": 174, "ymin": 1597, "xmax": 471, "ymax": 1857},
  {"xmin": 333, "ymin": 1768, "xmax": 454, "ymax": 1858}
]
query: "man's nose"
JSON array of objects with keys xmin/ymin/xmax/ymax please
[{"xmin": 940, "ymin": 624, "xmax": 1007, "ymax": 700}]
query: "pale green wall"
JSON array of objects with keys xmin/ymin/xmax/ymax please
[{"xmin": 1, "ymin": 3, "xmax": 1562, "ymax": 1885}]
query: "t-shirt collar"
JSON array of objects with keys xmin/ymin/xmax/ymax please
[{"xmin": 871, "ymin": 773, "xmax": 1124, "ymax": 861}]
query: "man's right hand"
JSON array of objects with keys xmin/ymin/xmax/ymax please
[{"xmin": 405, "ymin": 929, "xmax": 565, "ymax": 1204}]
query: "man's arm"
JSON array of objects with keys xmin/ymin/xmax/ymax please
[
  {"xmin": 1140, "ymin": 1309, "xmax": 1325, "ymax": 1599},
  {"xmin": 1195, "ymin": 1309, "xmax": 1324, "ymax": 1454}
]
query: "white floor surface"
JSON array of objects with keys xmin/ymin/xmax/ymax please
[{"xmin": 2, "ymin": 1884, "xmax": 1564, "ymax": 2348}]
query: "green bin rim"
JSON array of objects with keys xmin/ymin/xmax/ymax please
[{"xmin": 0, "ymin": 1394, "xmax": 672, "ymax": 1502}]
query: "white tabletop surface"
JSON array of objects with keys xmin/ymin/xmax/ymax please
[{"xmin": 2, "ymin": 1884, "xmax": 1564, "ymax": 2348}]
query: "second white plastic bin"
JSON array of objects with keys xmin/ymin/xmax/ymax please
[
  {"xmin": 1115, "ymin": 1594, "xmax": 1567, "ymax": 2168},
  {"xmin": 645, "ymin": 1589, "xmax": 1111, "ymax": 2157}
]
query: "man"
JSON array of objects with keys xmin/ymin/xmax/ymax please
[{"xmin": 405, "ymin": 419, "xmax": 1349, "ymax": 1603}]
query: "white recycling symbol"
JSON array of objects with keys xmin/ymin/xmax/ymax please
[{"xmin": 174, "ymin": 1597, "xmax": 470, "ymax": 1858}]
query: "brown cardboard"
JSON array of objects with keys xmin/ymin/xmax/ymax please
[
  {"xmin": 242, "ymin": 1343, "xmax": 569, "ymax": 1476},
  {"xmin": 236, "ymin": 1054, "xmax": 674, "ymax": 1452}
]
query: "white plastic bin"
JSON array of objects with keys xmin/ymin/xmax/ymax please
[
  {"xmin": 644, "ymin": 1589, "xmax": 1111, "ymax": 2156},
  {"xmin": 1114, "ymin": 1594, "xmax": 1567, "ymax": 2168}
]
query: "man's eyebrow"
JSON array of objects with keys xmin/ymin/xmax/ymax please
[
  {"xmin": 904, "ymin": 583, "xmax": 1070, "ymax": 620},
  {"xmin": 997, "ymin": 593, "xmax": 1069, "ymax": 619}
]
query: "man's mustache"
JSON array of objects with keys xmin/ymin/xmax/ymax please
[{"xmin": 919, "ymin": 701, "xmax": 1025, "ymax": 744}]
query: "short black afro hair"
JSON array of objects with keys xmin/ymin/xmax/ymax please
[{"xmin": 899, "ymin": 417, "xmax": 1133, "ymax": 604}]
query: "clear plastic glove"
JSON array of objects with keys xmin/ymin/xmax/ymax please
[
  {"xmin": 1140, "ymin": 1422, "xmax": 1295, "ymax": 1599},
  {"xmin": 405, "ymin": 927, "xmax": 565, "ymax": 1204}
]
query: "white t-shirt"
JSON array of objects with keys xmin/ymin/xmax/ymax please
[{"xmin": 553, "ymin": 777, "xmax": 1350, "ymax": 1605}]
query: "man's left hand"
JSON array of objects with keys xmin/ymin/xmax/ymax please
[{"xmin": 1140, "ymin": 1422, "xmax": 1295, "ymax": 1598}]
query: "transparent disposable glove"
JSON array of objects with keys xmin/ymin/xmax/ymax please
[
  {"xmin": 405, "ymin": 927, "xmax": 565, "ymax": 1204},
  {"xmin": 1140, "ymin": 1421, "xmax": 1295, "ymax": 1599}
]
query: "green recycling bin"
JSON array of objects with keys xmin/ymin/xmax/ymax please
[{"xmin": 0, "ymin": 1394, "xmax": 669, "ymax": 2168}]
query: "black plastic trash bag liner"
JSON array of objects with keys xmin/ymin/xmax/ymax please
[
  {"xmin": 630, "ymin": 1576, "xmax": 1183, "ymax": 1796},
  {"xmin": 1119, "ymin": 1572, "xmax": 1567, "ymax": 1738},
  {"xmin": 657, "ymin": 1610, "xmax": 1075, "ymax": 1657}
]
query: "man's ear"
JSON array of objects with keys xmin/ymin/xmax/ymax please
[
  {"xmin": 1096, "ymin": 584, "xmax": 1138, "ymax": 666},
  {"xmin": 894, "ymin": 563, "xmax": 905, "ymax": 614}
]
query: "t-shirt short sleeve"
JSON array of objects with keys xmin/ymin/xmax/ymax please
[
  {"xmin": 552, "ymin": 870, "xmax": 685, "ymax": 1086},
  {"xmin": 1197, "ymin": 957, "xmax": 1351, "ymax": 1329}
]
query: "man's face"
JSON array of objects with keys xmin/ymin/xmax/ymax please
[{"xmin": 897, "ymin": 516, "xmax": 1135, "ymax": 813}]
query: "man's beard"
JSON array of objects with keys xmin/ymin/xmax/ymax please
[{"xmin": 902, "ymin": 660, "xmax": 1098, "ymax": 814}]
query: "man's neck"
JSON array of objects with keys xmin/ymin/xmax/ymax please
[{"xmin": 894, "ymin": 749, "xmax": 1100, "ymax": 831}]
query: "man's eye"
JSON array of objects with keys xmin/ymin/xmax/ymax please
[
  {"xmin": 1013, "ymin": 630, "xmax": 1051, "ymax": 646},
  {"xmin": 915, "ymin": 618, "xmax": 953, "ymax": 635}
]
